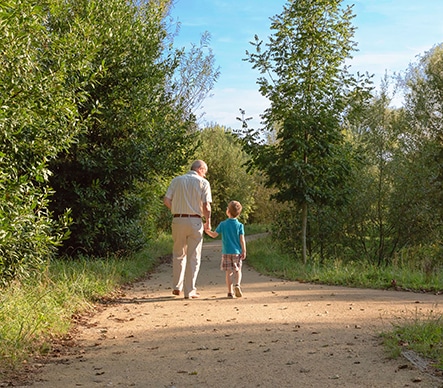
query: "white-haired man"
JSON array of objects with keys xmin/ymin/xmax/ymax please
[{"xmin": 163, "ymin": 160, "xmax": 212, "ymax": 299}]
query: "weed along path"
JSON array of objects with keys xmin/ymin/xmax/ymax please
[{"xmin": 24, "ymin": 235, "xmax": 442, "ymax": 387}]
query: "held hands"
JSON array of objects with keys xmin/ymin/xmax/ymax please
[
  {"xmin": 204, "ymin": 224, "xmax": 213, "ymax": 237},
  {"xmin": 204, "ymin": 225, "xmax": 218, "ymax": 238}
]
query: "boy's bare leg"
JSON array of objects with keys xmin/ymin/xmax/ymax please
[
  {"xmin": 226, "ymin": 271, "xmax": 233, "ymax": 295},
  {"xmin": 234, "ymin": 270, "xmax": 243, "ymax": 297},
  {"xmin": 235, "ymin": 269, "xmax": 242, "ymax": 286}
]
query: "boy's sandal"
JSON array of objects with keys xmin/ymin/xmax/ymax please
[{"xmin": 234, "ymin": 284, "xmax": 243, "ymax": 298}]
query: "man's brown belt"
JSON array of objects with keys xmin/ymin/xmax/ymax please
[{"xmin": 173, "ymin": 214, "xmax": 201, "ymax": 218}]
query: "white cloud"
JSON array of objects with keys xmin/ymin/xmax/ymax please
[{"xmin": 198, "ymin": 88, "xmax": 269, "ymax": 130}]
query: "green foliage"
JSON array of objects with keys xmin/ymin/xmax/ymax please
[
  {"xmin": 46, "ymin": 0, "xmax": 218, "ymax": 256},
  {"xmin": 395, "ymin": 43, "xmax": 443, "ymax": 244},
  {"xmin": 334, "ymin": 85, "xmax": 400, "ymax": 264},
  {"xmin": 0, "ymin": 0, "xmax": 95, "ymax": 283},
  {"xmin": 330, "ymin": 46, "xmax": 443, "ymax": 265},
  {"xmin": 267, "ymin": 43, "xmax": 443, "ymax": 266}
]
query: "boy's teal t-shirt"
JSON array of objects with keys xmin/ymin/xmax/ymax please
[{"xmin": 215, "ymin": 218, "xmax": 244, "ymax": 254}]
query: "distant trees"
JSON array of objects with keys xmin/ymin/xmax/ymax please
[{"xmin": 195, "ymin": 125, "xmax": 256, "ymax": 225}]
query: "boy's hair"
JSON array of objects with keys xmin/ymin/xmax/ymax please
[{"xmin": 228, "ymin": 200, "xmax": 242, "ymax": 217}]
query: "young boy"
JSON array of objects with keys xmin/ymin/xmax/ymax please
[{"xmin": 204, "ymin": 200, "xmax": 246, "ymax": 298}]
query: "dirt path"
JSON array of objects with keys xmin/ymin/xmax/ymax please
[{"xmin": 19, "ymin": 236, "xmax": 443, "ymax": 387}]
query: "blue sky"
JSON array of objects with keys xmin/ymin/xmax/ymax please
[{"xmin": 169, "ymin": 0, "xmax": 443, "ymax": 130}]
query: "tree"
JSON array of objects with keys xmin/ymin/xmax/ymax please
[
  {"xmin": 244, "ymin": 0, "xmax": 369, "ymax": 262},
  {"xmin": 387, "ymin": 43, "xmax": 443, "ymax": 252},
  {"xmin": 47, "ymin": 0, "xmax": 219, "ymax": 256},
  {"xmin": 343, "ymin": 81, "xmax": 402, "ymax": 265},
  {"xmin": 402, "ymin": 44, "xmax": 443, "ymax": 221},
  {"xmin": 169, "ymin": 31, "xmax": 220, "ymax": 123}
]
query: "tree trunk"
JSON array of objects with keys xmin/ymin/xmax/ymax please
[{"xmin": 301, "ymin": 201, "xmax": 308, "ymax": 264}]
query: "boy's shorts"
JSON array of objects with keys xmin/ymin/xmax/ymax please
[{"xmin": 220, "ymin": 254, "xmax": 242, "ymax": 272}]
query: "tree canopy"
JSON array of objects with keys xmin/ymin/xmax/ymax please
[{"xmin": 244, "ymin": 0, "xmax": 370, "ymax": 262}]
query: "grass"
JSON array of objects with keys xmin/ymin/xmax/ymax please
[
  {"xmin": 382, "ymin": 309, "xmax": 443, "ymax": 370},
  {"xmin": 246, "ymin": 234, "xmax": 443, "ymax": 371}
]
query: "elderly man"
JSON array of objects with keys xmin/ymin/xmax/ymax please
[{"xmin": 163, "ymin": 160, "xmax": 212, "ymax": 299}]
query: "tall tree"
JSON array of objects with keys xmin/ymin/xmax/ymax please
[
  {"xmin": 47, "ymin": 0, "xmax": 219, "ymax": 256},
  {"xmin": 244, "ymin": 0, "xmax": 369, "ymax": 262},
  {"xmin": 344, "ymin": 81, "xmax": 401, "ymax": 264},
  {"xmin": 388, "ymin": 43, "xmax": 443, "ymax": 250}
]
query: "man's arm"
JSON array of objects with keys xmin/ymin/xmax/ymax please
[
  {"xmin": 202, "ymin": 201, "xmax": 211, "ymax": 230},
  {"xmin": 163, "ymin": 196, "xmax": 172, "ymax": 210}
]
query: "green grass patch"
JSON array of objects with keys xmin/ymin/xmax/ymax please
[
  {"xmin": 246, "ymin": 235, "xmax": 443, "ymax": 292},
  {"xmin": 382, "ymin": 310, "xmax": 443, "ymax": 370},
  {"xmin": 0, "ymin": 234, "xmax": 172, "ymax": 373}
]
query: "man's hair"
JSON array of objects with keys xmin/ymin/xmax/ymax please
[
  {"xmin": 191, "ymin": 160, "xmax": 206, "ymax": 171},
  {"xmin": 228, "ymin": 200, "xmax": 242, "ymax": 217}
]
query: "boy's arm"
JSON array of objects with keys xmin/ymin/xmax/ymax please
[
  {"xmin": 205, "ymin": 228, "xmax": 219, "ymax": 238},
  {"xmin": 240, "ymin": 234, "xmax": 246, "ymax": 259}
]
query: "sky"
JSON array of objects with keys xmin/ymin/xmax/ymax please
[{"xmin": 168, "ymin": 0, "xmax": 443, "ymax": 130}]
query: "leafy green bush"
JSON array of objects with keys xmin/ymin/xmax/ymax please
[{"xmin": 0, "ymin": 1, "xmax": 94, "ymax": 283}]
